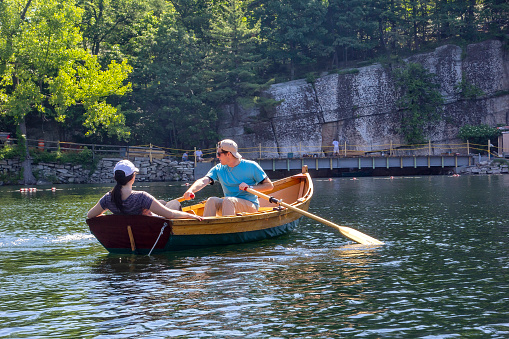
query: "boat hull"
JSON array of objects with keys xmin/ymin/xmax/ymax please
[
  {"xmin": 87, "ymin": 170, "xmax": 313, "ymax": 254},
  {"xmin": 89, "ymin": 215, "xmax": 302, "ymax": 254}
]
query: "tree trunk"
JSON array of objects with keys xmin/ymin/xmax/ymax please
[
  {"xmin": 378, "ymin": 19, "xmax": 386, "ymax": 53},
  {"xmin": 290, "ymin": 57, "xmax": 295, "ymax": 81},
  {"xmin": 19, "ymin": 118, "xmax": 37, "ymax": 185},
  {"xmin": 331, "ymin": 50, "xmax": 338, "ymax": 69}
]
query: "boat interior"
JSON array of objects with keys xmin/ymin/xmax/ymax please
[{"xmin": 182, "ymin": 171, "xmax": 312, "ymax": 216}]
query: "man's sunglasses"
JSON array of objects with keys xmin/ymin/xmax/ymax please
[{"xmin": 217, "ymin": 150, "xmax": 229, "ymax": 157}]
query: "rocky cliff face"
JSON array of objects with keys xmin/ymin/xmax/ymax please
[{"xmin": 219, "ymin": 40, "xmax": 509, "ymax": 157}]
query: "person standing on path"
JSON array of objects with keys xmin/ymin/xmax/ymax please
[{"xmin": 332, "ymin": 139, "xmax": 340, "ymax": 156}]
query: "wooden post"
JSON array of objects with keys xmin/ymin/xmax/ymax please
[
  {"xmin": 344, "ymin": 141, "xmax": 347, "ymax": 157},
  {"xmin": 428, "ymin": 140, "xmax": 431, "ymax": 156},
  {"xmin": 299, "ymin": 142, "xmax": 302, "ymax": 158},
  {"xmin": 149, "ymin": 143, "xmax": 153, "ymax": 163},
  {"xmin": 194, "ymin": 146, "xmax": 197, "ymax": 167},
  {"xmin": 488, "ymin": 139, "xmax": 491, "ymax": 161},
  {"xmin": 467, "ymin": 140, "xmax": 470, "ymax": 155},
  {"xmin": 259, "ymin": 143, "xmax": 261, "ymax": 159},
  {"xmin": 390, "ymin": 141, "xmax": 393, "ymax": 156}
]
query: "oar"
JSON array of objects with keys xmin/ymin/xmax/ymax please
[{"xmin": 245, "ymin": 187, "xmax": 384, "ymax": 245}]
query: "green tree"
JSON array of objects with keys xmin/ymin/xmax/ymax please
[
  {"xmin": 0, "ymin": 0, "xmax": 132, "ymax": 184},
  {"xmin": 119, "ymin": 7, "xmax": 218, "ymax": 149},
  {"xmin": 78, "ymin": 0, "xmax": 155, "ymax": 56},
  {"xmin": 324, "ymin": 0, "xmax": 380, "ymax": 68},
  {"xmin": 457, "ymin": 124, "xmax": 501, "ymax": 149},
  {"xmin": 168, "ymin": 0, "xmax": 215, "ymax": 40},
  {"xmin": 393, "ymin": 62, "xmax": 444, "ymax": 144},
  {"xmin": 256, "ymin": 0, "xmax": 327, "ymax": 80},
  {"xmin": 204, "ymin": 0, "xmax": 274, "ymax": 125},
  {"xmin": 481, "ymin": 0, "xmax": 509, "ymax": 37}
]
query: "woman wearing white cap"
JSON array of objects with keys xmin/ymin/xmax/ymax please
[{"xmin": 87, "ymin": 160, "xmax": 202, "ymax": 221}]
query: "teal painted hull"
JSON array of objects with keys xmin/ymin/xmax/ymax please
[
  {"xmin": 161, "ymin": 217, "xmax": 301, "ymax": 252},
  {"xmin": 105, "ymin": 217, "xmax": 301, "ymax": 254}
]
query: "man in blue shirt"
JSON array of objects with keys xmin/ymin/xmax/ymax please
[{"xmin": 183, "ymin": 139, "xmax": 273, "ymax": 217}]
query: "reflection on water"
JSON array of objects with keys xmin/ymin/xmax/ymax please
[{"xmin": 1, "ymin": 177, "xmax": 509, "ymax": 337}]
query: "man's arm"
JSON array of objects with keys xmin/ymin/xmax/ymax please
[
  {"xmin": 239, "ymin": 177, "xmax": 273, "ymax": 193},
  {"xmin": 184, "ymin": 176, "xmax": 212, "ymax": 199}
]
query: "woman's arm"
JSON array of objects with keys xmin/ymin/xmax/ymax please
[
  {"xmin": 87, "ymin": 201, "xmax": 106, "ymax": 219},
  {"xmin": 149, "ymin": 199, "xmax": 203, "ymax": 221}
]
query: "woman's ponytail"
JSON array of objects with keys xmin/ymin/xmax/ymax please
[{"xmin": 111, "ymin": 170, "xmax": 134, "ymax": 213}]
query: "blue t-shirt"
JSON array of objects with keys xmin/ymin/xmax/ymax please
[{"xmin": 206, "ymin": 159, "xmax": 267, "ymax": 208}]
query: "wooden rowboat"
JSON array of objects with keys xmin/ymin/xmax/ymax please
[{"xmin": 87, "ymin": 166, "xmax": 313, "ymax": 254}]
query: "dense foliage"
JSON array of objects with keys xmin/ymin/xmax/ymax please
[
  {"xmin": 393, "ymin": 63, "xmax": 444, "ymax": 144},
  {"xmin": 457, "ymin": 124, "xmax": 501, "ymax": 147},
  {"xmin": 1, "ymin": 0, "xmax": 508, "ymax": 150}
]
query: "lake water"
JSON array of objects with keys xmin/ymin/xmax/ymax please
[{"xmin": 1, "ymin": 175, "xmax": 508, "ymax": 338}]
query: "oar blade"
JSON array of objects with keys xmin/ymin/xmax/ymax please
[
  {"xmin": 336, "ymin": 226, "xmax": 384, "ymax": 245},
  {"xmin": 245, "ymin": 186, "xmax": 384, "ymax": 245}
]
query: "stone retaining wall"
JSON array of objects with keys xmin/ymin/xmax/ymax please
[
  {"xmin": 220, "ymin": 40, "xmax": 509, "ymax": 157},
  {"xmin": 459, "ymin": 160, "xmax": 509, "ymax": 175},
  {"xmin": 0, "ymin": 158, "xmax": 22, "ymax": 184},
  {"xmin": 0, "ymin": 157, "xmax": 194, "ymax": 185}
]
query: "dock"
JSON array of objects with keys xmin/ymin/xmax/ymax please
[{"xmin": 194, "ymin": 155, "xmax": 474, "ymax": 178}]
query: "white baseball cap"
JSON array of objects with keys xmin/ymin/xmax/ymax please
[
  {"xmin": 113, "ymin": 160, "xmax": 139, "ymax": 176},
  {"xmin": 217, "ymin": 139, "xmax": 242, "ymax": 159}
]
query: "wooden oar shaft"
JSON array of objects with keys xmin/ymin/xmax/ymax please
[{"xmin": 246, "ymin": 187, "xmax": 384, "ymax": 245}]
